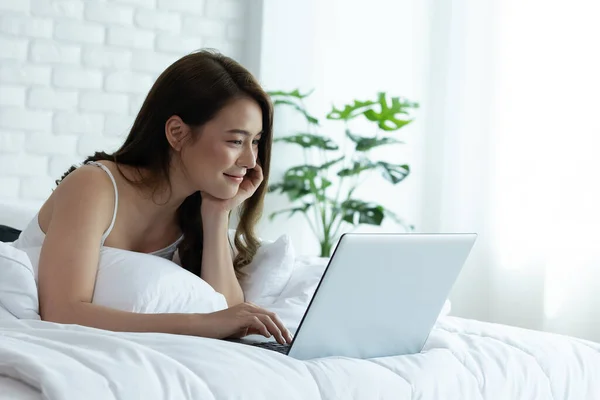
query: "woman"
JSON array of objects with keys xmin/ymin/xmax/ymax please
[{"xmin": 12, "ymin": 50, "xmax": 293, "ymax": 345}]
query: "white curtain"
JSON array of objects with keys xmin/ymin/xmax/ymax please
[
  {"xmin": 257, "ymin": 0, "xmax": 600, "ymax": 342},
  {"xmin": 426, "ymin": 0, "xmax": 600, "ymax": 342},
  {"xmin": 256, "ymin": 0, "xmax": 429, "ymax": 255}
]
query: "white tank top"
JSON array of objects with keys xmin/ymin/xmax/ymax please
[{"xmin": 13, "ymin": 161, "xmax": 184, "ymax": 261}]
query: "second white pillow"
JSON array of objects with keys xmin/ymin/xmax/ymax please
[
  {"xmin": 238, "ymin": 234, "xmax": 296, "ymax": 305},
  {"xmin": 92, "ymin": 247, "xmax": 228, "ymax": 314}
]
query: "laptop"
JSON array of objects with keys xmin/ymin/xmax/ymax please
[{"xmin": 228, "ymin": 232, "xmax": 477, "ymax": 360}]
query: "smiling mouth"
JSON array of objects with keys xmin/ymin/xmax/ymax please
[{"xmin": 224, "ymin": 173, "xmax": 244, "ymax": 181}]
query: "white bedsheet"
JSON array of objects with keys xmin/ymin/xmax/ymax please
[
  {"xmin": 1, "ymin": 256, "xmax": 599, "ymax": 399},
  {"xmin": 1, "ymin": 316, "xmax": 599, "ymax": 400}
]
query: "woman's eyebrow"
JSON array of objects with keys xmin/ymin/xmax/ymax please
[{"xmin": 226, "ymin": 129, "xmax": 263, "ymax": 136}]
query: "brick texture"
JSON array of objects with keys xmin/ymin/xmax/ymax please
[{"xmin": 0, "ymin": 0, "xmax": 250, "ymax": 204}]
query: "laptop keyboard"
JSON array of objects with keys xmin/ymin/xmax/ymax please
[{"xmin": 249, "ymin": 341, "xmax": 291, "ymax": 355}]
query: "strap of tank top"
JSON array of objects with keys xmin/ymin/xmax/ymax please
[{"xmin": 86, "ymin": 161, "xmax": 118, "ymax": 246}]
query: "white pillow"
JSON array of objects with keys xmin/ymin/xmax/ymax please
[
  {"xmin": 238, "ymin": 234, "xmax": 296, "ymax": 305},
  {"xmin": 93, "ymin": 233, "xmax": 294, "ymax": 313},
  {"xmin": 3, "ymin": 231, "xmax": 294, "ymax": 319},
  {"xmin": 92, "ymin": 247, "xmax": 228, "ymax": 314},
  {"xmin": 0, "ymin": 202, "xmax": 37, "ymax": 231},
  {"xmin": 0, "ymin": 242, "xmax": 40, "ymax": 320},
  {"xmin": 0, "ymin": 304, "xmax": 17, "ymax": 320}
]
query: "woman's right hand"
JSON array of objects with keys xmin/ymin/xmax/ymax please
[{"xmin": 196, "ymin": 302, "xmax": 293, "ymax": 344}]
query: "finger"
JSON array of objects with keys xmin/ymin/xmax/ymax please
[
  {"xmin": 252, "ymin": 161, "xmax": 263, "ymax": 178},
  {"xmin": 245, "ymin": 326, "xmax": 263, "ymax": 336},
  {"xmin": 245, "ymin": 303, "xmax": 292, "ymax": 344},
  {"xmin": 255, "ymin": 314, "xmax": 285, "ymax": 345},
  {"xmin": 233, "ymin": 326, "xmax": 249, "ymax": 339},
  {"xmin": 272, "ymin": 313, "xmax": 293, "ymax": 344},
  {"xmin": 251, "ymin": 168, "xmax": 263, "ymax": 187},
  {"xmin": 247, "ymin": 316, "xmax": 270, "ymax": 339},
  {"xmin": 265, "ymin": 311, "xmax": 292, "ymax": 344}
]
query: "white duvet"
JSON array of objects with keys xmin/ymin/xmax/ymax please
[{"xmin": 1, "ymin": 257, "xmax": 599, "ymax": 399}]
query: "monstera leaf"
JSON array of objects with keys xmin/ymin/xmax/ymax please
[
  {"xmin": 268, "ymin": 89, "xmax": 313, "ymax": 99},
  {"xmin": 267, "ymin": 89, "xmax": 418, "ymax": 257},
  {"xmin": 345, "ymin": 130, "xmax": 404, "ymax": 151},
  {"xmin": 337, "ymin": 159, "xmax": 376, "ymax": 177},
  {"xmin": 268, "ymin": 166, "xmax": 316, "ymax": 201},
  {"xmin": 327, "ymin": 93, "xmax": 418, "ymax": 131},
  {"xmin": 272, "ymin": 99, "xmax": 319, "ymax": 125},
  {"xmin": 268, "ymin": 89, "xmax": 319, "ymax": 124},
  {"xmin": 268, "ymin": 202, "xmax": 313, "ymax": 221},
  {"xmin": 317, "ymin": 155, "xmax": 345, "ymax": 170},
  {"xmin": 269, "ymin": 165, "xmax": 332, "ymax": 201},
  {"xmin": 377, "ymin": 162, "xmax": 410, "ymax": 184},
  {"xmin": 383, "ymin": 208, "xmax": 415, "ymax": 231},
  {"xmin": 275, "ymin": 133, "xmax": 339, "ymax": 150},
  {"xmin": 337, "ymin": 199, "xmax": 385, "ymax": 226},
  {"xmin": 336, "ymin": 159, "xmax": 409, "ymax": 184},
  {"xmin": 327, "ymin": 100, "xmax": 377, "ymax": 121},
  {"xmin": 363, "ymin": 93, "xmax": 417, "ymax": 131}
]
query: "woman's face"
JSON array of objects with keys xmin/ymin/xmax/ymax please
[{"xmin": 180, "ymin": 97, "xmax": 264, "ymax": 199}]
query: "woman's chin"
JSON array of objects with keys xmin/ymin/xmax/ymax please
[
  {"xmin": 199, "ymin": 180, "xmax": 238, "ymax": 200},
  {"xmin": 208, "ymin": 187, "xmax": 238, "ymax": 200}
]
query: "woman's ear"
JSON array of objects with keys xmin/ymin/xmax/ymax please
[{"xmin": 165, "ymin": 115, "xmax": 191, "ymax": 152}]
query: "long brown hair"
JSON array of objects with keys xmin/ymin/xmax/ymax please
[{"xmin": 57, "ymin": 49, "xmax": 273, "ymax": 278}]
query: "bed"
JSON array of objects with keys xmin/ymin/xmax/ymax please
[{"xmin": 1, "ymin": 204, "xmax": 599, "ymax": 399}]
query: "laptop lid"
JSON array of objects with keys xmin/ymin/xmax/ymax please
[{"xmin": 287, "ymin": 233, "xmax": 477, "ymax": 360}]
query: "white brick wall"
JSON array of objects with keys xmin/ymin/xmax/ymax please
[
  {"xmin": 0, "ymin": 86, "xmax": 26, "ymax": 106},
  {"xmin": 28, "ymin": 87, "xmax": 79, "ymax": 110},
  {"xmin": 107, "ymin": 26, "xmax": 153, "ymax": 49},
  {"xmin": 0, "ymin": 131, "xmax": 25, "ymax": 153},
  {"xmin": 0, "ymin": 0, "xmax": 31, "ymax": 14},
  {"xmin": 30, "ymin": 41, "xmax": 81, "ymax": 64},
  {"xmin": 84, "ymin": 2, "xmax": 134, "ymax": 26},
  {"xmin": 0, "ymin": 15, "xmax": 54, "ymax": 38},
  {"xmin": 0, "ymin": 36, "xmax": 28, "ymax": 60},
  {"xmin": 31, "ymin": 0, "xmax": 84, "ymax": 19},
  {"xmin": 0, "ymin": 65, "xmax": 52, "ymax": 85},
  {"xmin": 53, "ymin": 68, "xmax": 103, "ymax": 89},
  {"xmin": 0, "ymin": 0, "xmax": 251, "ymax": 205}
]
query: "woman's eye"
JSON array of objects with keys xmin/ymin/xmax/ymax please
[{"xmin": 229, "ymin": 139, "xmax": 260, "ymax": 146}]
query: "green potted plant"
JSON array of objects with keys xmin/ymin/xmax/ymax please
[{"xmin": 267, "ymin": 89, "xmax": 419, "ymax": 257}]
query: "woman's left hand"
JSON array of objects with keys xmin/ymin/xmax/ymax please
[{"xmin": 201, "ymin": 162, "xmax": 264, "ymax": 214}]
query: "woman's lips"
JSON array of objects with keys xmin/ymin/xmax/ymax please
[{"xmin": 224, "ymin": 173, "xmax": 243, "ymax": 182}]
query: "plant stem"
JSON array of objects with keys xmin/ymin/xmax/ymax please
[
  {"xmin": 304, "ymin": 147, "xmax": 323, "ymax": 240},
  {"xmin": 356, "ymin": 166, "xmax": 373, "ymax": 190},
  {"xmin": 321, "ymin": 201, "xmax": 328, "ymax": 243},
  {"xmin": 326, "ymin": 212, "xmax": 341, "ymax": 246},
  {"xmin": 302, "ymin": 211, "xmax": 319, "ymax": 237},
  {"xmin": 320, "ymin": 239, "xmax": 333, "ymax": 258},
  {"xmin": 333, "ymin": 121, "xmax": 351, "ymax": 210},
  {"xmin": 331, "ymin": 183, "xmax": 358, "ymax": 239},
  {"xmin": 320, "ymin": 147, "xmax": 329, "ymax": 226},
  {"xmin": 331, "ymin": 217, "xmax": 344, "ymax": 243},
  {"xmin": 300, "ymin": 97, "xmax": 326, "ymax": 244}
]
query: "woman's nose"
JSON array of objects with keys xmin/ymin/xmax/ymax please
[{"xmin": 238, "ymin": 146, "xmax": 257, "ymax": 169}]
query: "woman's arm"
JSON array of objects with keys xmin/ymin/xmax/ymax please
[
  {"xmin": 38, "ymin": 167, "xmax": 288, "ymax": 341},
  {"xmin": 197, "ymin": 163, "xmax": 265, "ymax": 307},
  {"xmin": 199, "ymin": 210, "xmax": 245, "ymax": 307},
  {"xmin": 39, "ymin": 167, "xmax": 204, "ymax": 335}
]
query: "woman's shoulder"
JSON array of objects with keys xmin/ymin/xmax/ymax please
[
  {"xmin": 58, "ymin": 163, "xmax": 117, "ymax": 199},
  {"xmin": 38, "ymin": 164, "xmax": 118, "ymax": 233}
]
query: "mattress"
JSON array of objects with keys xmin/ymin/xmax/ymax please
[{"xmin": 1, "ymin": 256, "xmax": 598, "ymax": 399}]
